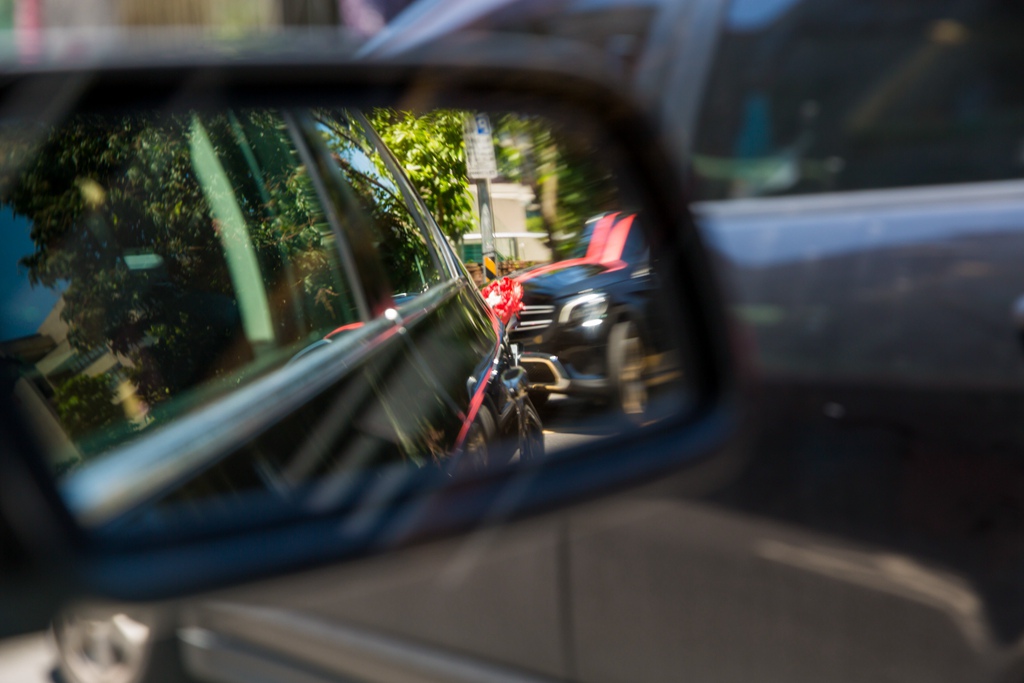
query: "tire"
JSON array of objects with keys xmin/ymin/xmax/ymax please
[
  {"xmin": 460, "ymin": 405, "xmax": 497, "ymax": 472},
  {"xmin": 53, "ymin": 610, "xmax": 191, "ymax": 683},
  {"xmin": 518, "ymin": 400, "xmax": 546, "ymax": 463},
  {"xmin": 607, "ymin": 319, "xmax": 648, "ymax": 423}
]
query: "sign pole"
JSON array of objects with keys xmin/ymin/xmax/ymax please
[
  {"xmin": 477, "ymin": 178, "xmax": 496, "ymax": 281},
  {"xmin": 463, "ymin": 113, "xmax": 499, "ymax": 282}
]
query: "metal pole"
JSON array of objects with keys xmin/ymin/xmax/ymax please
[
  {"xmin": 477, "ymin": 178, "xmax": 496, "ymax": 281},
  {"xmin": 464, "ymin": 112, "xmax": 498, "ymax": 280}
]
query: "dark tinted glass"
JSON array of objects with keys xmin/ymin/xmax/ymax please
[
  {"xmin": 313, "ymin": 109, "xmax": 444, "ymax": 298},
  {"xmin": 693, "ymin": 0, "xmax": 1024, "ymax": 200},
  {"xmin": 0, "ymin": 110, "xmax": 357, "ymax": 473},
  {"xmin": 621, "ymin": 220, "xmax": 648, "ymax": 263},
  {"xmin": 696, "ymin": 0, "xmax": 1024, "ymax": 388},
  {"xmin": 1, "ymin": 102, "xmax": 697, "ymax": 543}
]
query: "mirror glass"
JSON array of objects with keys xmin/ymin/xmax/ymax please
[{"xmin": 0, "ymin": 101, "xmax": 694, "ymax": 538}]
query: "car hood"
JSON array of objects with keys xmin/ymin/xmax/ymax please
[{"xmin": 516, "ymin": 259, "xmax": 627, "ymax": 300}]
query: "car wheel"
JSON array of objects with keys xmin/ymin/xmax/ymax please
[
  {"xmin": 607, "ymin": 319, "xmax": 647, "ymax": 422},
  {"xmin": 460, "ymin": 405, "xmax": 497, "ymax": 472},
  {"xmin": 53, "ymin": 610, "xmax": 189, "ymax": 683},
  {"xmin": 518, "ymin": 400, "xmax": 546, "ymax": 463}
]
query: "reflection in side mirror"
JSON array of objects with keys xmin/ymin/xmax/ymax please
[{"xmin": 0, "ymin": 96, "xmax": 696, "ymax": 546}]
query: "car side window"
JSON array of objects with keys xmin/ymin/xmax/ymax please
[
  {"xmin": 621, "ymin": 220, "xmax": 649, "ymax": 263},
  {"xmin": 689, "ymin": 1, "xmax": 1024, "ymax": 388},
  {"xmin": 0, "ymin": 109, "xmax": 359, "ymax": 472},
  {"xmin": 312, "ymin": 109, "xmax": 445, "ymax": 299},
  {"xmin": 692, "ymin": 2, "xmax": 1024, "ymax": 200}
]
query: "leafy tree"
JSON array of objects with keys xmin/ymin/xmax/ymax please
[
  {"xmin": 1, "ymin": 110, "xmax": 341, "ymax": 411},
  {"xmin": 494, "ymin": 114, "xmax": 620, "ymax": 259},
  {"xmin": 366, "ymin": 109, "xmax": 619, "ymax": 261},
  {"xmin": 1, "ymin": 112, "xmax": 233, "ymax": 404},
  {"xmin": 369, "ymin": 109, "xmax": 476, "ymax": 241},
  {"xmin": 53, "ymin": 373, "xmax": 122, "ymax": 441},
  {"xmin": 314, "ymin": 109, "xmax": 442, "ymax": 295}
]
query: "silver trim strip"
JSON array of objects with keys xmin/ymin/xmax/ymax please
[
  {"xmin": 693, "ymin": 178, "xmax": 1024, "ymax": 218},
  {"xmin": 180, "ymin": 603, "xmax": 560, "ymax": 683}
]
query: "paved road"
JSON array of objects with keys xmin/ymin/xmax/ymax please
[
  {"xmin": 0, "ymin": 632, "xmax": 55, "ymax": 683},
  {"xmin": 537, "ymin": 394, "xmax": 624, "ymax": 453}
]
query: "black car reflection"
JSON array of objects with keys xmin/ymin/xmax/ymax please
[
  {"xmin": 0, "ymin": 106, "xmax": 544, "ymax": 537},
  {"xmin": 512, "ymin": 211, "xmax": 676, "ymax": 419}
]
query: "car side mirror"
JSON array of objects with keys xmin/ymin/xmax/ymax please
[
  {"xmin": 501, "ymin": 366, "xmax": 530, "ymax": 400},
  {"xmin": 0, "ymin": 52, "xmax": 735, "ymax": 624}
]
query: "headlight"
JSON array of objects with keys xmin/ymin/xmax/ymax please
[{"xmin": 559, "ymin": 292, "xmax": 608, "ymax": 324}]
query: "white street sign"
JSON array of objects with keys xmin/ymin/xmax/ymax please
[{"xmin": 463, "ymin": 113, "xmax": 498, "ymax": 180}]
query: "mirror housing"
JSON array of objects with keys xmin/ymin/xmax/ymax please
[{"xmin": 0, "ymin": 48, "xmax": 737, "ymax": 616}]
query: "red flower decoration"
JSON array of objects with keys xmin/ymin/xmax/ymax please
[{"xmin": 481, "ymin": 276, "xmax": 525, "ymax": 326}]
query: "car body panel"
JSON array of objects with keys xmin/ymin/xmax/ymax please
[{"xmin": 181, "ymin": 513, "xmax": 569, "ymax": 682}]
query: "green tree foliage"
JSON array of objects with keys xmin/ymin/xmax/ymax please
[
  {"xmin": 367, "ymin": 109, "xmax": 619, "ymax": 261},
  {"xmin": 0, "ymin": 110, "xmax": 342, "ymax": 409},
  {"xmin": 369, "ymin": 109, "xmax": 476, "ymax": 241},
  {"xmin": 53, "ymin": 373, "xmax": 122, "ymax": 440},
  {"xmin": 0, "ymin": 113, "xmax": 239, "ymax": 406},
  {"xmin": 314, "ymin": 109, "xmax": 441, "ymax": 295},
  {"xmin": 494, "ymin": 114, "xmax": 619, "ymax": 259}
]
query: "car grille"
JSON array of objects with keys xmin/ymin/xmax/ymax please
[
  {"xmin": 521, "ymin": 359, "xmax": 557, "ymax": 384},
  {"xmin": 517, "ymin": 304, "xmax": 555, "ymax": 333}
]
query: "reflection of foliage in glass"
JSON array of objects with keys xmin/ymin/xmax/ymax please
[
  {"xmin": 363, "ymin": 108, "xmax": 619, "ymax": 261},
  {"xmin": 53, "ymin": 373, "xmax": 123, "ymax": 440},
  {"xmin": 314, "ymin": 109, "xmax": 439, "ymax": 296},
  {"xmin": 0, "ymin": 110, "xmax": 352, "ymax": 450},
  {"xmin": 1, "ymin": 113, "xmax": 235, "ymax": 405},
  {"xmin": 495, "ymin": 114, "xmax": 619, "ymax": 259},
  {"xmin": 225, "ymin": 111, "xmax": 351, "ymax": 333},
  {"xmin": 369, "ymin": 109, "xmax": 475, "ymax": 241}
]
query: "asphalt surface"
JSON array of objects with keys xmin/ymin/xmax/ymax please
[{"xmin": 536, "ymin": 394, "xmax": 615, "ymax": 453}]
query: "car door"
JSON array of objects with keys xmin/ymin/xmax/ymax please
[{"xmin": 563, "ymin": 1, "xmax": 1024, "ymax": 682}]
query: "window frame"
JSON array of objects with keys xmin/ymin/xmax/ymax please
[{"xmin": 349, "ymin": 110, "xmax": 462, "ymax": 283}]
